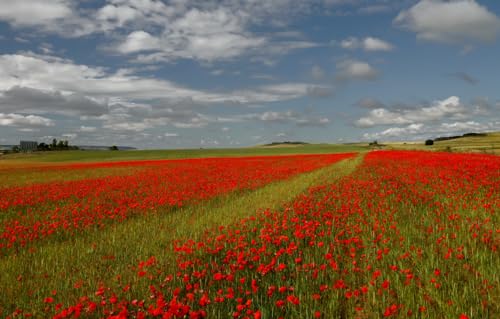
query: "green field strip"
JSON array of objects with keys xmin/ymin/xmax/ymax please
[
  {"xmin": 0, "ymin": 154, "xmax": 364, "ymax": 316},
  {"xmin": 0, "ymin": 144, "xmax": 367, "ymax": 163}
]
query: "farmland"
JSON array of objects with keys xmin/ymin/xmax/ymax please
[{"xmin": 0, "ymin": 149, "xmax": 498, "ymax": 318}]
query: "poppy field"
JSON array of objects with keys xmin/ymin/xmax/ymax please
[{"xmin": 0, "ymin": 150, "xmax": 498, "ymax": 318}]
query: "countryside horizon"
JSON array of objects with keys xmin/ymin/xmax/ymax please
[{"xmin": 0, "ymin": 1, "xmax": 499, "ymax": 319}]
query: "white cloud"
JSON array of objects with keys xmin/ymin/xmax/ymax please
[
  {"xmin": 62, "ymin": 133, "xmax": 77, "ymax": 139},
  {"xmin": 355, "ymin": 96, "xmax": 469, "ymax": 127},
  {"xmin": 0, "ymin": 113, "xmax": 54, "ymax": 127},
  {"xmin": 394, "ymin": 0, "xmax": 500, "ymax": 45},
  {"xmin": 363, "ymin": 37, "xmax": 394, "ymax": 51},
  {"xmin": 438, "ymin": 121, "xmax": 494, "ymax": 133},
  {"xmin": 340, "ymin": 36, "xmax": 394, "ymax": 51},
  {"xmin": 109, "ymin": 4, "xmax": 320, "ymax": 63},
  {"xmin": 0, "ymin": 86, "xmax": 107, "ymax": 116},
  {"xmin": 164, "ymin": 132, "xmax": 179, "ymax": 137},
  {"xmin": 1, "ymin": 1, "xmax": 321, "ymax": 63},
  {"xmin": 336, "ymin": 59, "xmax": 379, "ymax": 81},
  {"xmin": 132, "ymin": 8, "xmax": 266, "ymax": 62},
  {"xmin": 117, "ymin": 31, "xmax": 161, "ymax": 53},
  {"xmin": 356, "ymin": 108, "xmax": 412, "ymax": 127},
  {"xmin": 96, "ymin": 3, "xmax": 143, "ymax": 29},
  {"xmin": 363, "ymin": 121, "xmax": 499, "ymax": 141},
  {"xmin": 0, "ymin": 53, "xmax": 321, "ymax": 107},
  {"xmin": 0, "ymin": 0, "xmax": 72, "ymax": 27},
  {"xmin": 363, "ymin": 123, "xmax": 424, "ymax": 139},
  {"xmin": 79, "ymin": 126, "xmax": 97, "ymax": 133},
  {"xmin": 244, "ymin": 110, "xmax": 330, "ymax": 127}
]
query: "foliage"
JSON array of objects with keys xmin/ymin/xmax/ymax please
[{"xmin": 37, "ymin": 139, "xmax": 79, "ymax": 151}]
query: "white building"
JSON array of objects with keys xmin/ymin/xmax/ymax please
[{"xmin": 20, "ymin": 141, "xmax": 38, "ymax": 152}]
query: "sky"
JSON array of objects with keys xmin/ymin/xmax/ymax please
[{"xmin": 0, "ymin": 0, "xmax": 499, "ymax": 149}]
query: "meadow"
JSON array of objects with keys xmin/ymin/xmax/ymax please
[{"xmin": 0, "ymin": 146, "xmax": 498, "ymax": 318}]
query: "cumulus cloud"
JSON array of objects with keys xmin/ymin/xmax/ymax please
[
  {"xmin": 0, "ymin": 0, "xmax": 327, "ymax": 64},
  {"xmin": 0, "ymin": 52, "xmax": 336, "ymax": 140},
  {"xmin": 394, "ymin": 0, "xmax": 500, "ymax": 45},
  {"xmin": 355, "ymin": 96, "xmax": 467, "ymax": 127},
  {"xmin": 121, "ymin": 7, "xmax": 267, "ymax": 62},
  {"xmin": 363, "ymin": 121, "xmax": 499, "ymax": 141},
  {"xmin": 0, "ymin": 53, "xmax": 323, "ymax": 107},
  {"xmin": 363, "ymin": 123, "xmax": 425, "ymax": 139},
  {"xmin": 0, "ymin": 0, "xmax": 73, "ymax": 27},
  {"xmin": 79, "ymin": 126, "xmax": 97, "ymax": 133},
  {"xmin": 0, "ymin": 0, "xmax": 321, "ymax": 63},
  {"xmin": 117, "ymin": 31, "xmax": 161, "ymax": 54},
  {"xmin": 244, "ymin": 110, "xmax": 330, "ymax": 127},
  {"xmin": 0, "ymin": 113, "xmax": 54, "ymax": 127},
  {"xmin": 336, "ymin": 59, "xmax": 379, "ymax": 81},
  {"xmin": 340, "ymin": 36, "xmax": 394, "ymax": 51},
  {"xmin": 0, "ymin": 86, "xmax": 107, "ymax": 116}
]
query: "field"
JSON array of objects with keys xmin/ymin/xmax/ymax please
[
  {"xmin": 383, "ymin": 131, "xmax": 500, "ymax": 155},
  {"xmin": 0, "ymin": 147, "xmax": 498, "ymax": 318}
]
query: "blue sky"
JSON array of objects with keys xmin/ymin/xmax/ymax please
[{"xmin": 0, "ymin": 0, "xmax": 499, "ymax": 148}]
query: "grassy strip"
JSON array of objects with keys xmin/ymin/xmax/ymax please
[{"xmin": 0, "ymin": 154, "xmax": 363, "ymax": 316}]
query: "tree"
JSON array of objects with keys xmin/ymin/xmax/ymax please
[
  {"xmin": 425, "ymin": 139, "xmax": 434, "ymax": 146},
  {"xmin": 12, "ymin": 146, "xmax": 20, "ymax": 153},
  {"xmin": 37, "ymin": 142, "xmax": 50, "ymax": 151},
  {"xmin": 109, "ymin": 145, "xmax": 119, "ymax": 151},
  {"xmin": 52, "ymin": 138, "xmax": 57, "ymax": 149}
]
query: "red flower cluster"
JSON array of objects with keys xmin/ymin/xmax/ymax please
[
  {"xmin": 10, "ymin": 151, "xmax": 500, "ymax": 318},
  {"xmin": 0, "ymin": 154, "xmax": 353, "ymax": 253}
]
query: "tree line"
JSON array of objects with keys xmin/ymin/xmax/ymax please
[{"xmin": 36, "ymin": 139, "xmax": 79, "ymax": 151}]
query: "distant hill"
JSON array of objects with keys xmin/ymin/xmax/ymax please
[
  {"xmin": 433, "ymin": 132, "xmax": 487, "ymax": 142},
  {"xmin": 384, "ymin": 131, "xmax": 500, "ymax": 155},
  {"xmin": 262, "ymin": 141, "xmax": 310, "ymax": 147},
  {"xmin": 77, "ymin": 145, "xmax": 137, "ymax": 151}
]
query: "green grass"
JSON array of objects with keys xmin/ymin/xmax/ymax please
[
  {"xmin": 0, "ymin": 144, "xmax": 367, "ymax": 163},
  {"xmin": 0, "ymin": 166, "xmax": 147, "ymax": 188},
  {"xmin": 0, "ymin": 155, "xmax": 362, "ymax": 317}
]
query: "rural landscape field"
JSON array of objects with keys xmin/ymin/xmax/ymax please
[
  {"xmin": 1, "ymin": 0, "xmax": 500, "ymax": 318},
  {"xmin": 1, "ymin": 140, "xmax": 498, "ymax": 318}
]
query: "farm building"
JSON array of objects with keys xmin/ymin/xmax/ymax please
[{"xmin": 20, "ymin": 141, "xmax": 38, "ymax": 152}]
